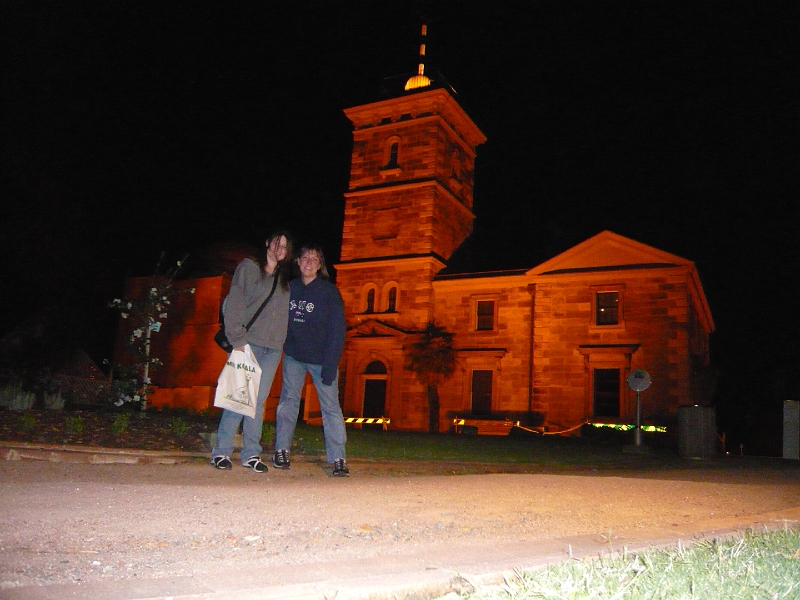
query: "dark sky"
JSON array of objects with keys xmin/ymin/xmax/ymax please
[{"xmin": 2, "ymin": 2, "xmax": 797, "ymax": 444}]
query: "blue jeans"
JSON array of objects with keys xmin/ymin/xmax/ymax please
[
  {"xmin": 212, "ymin": 345, "xmax": 282, "ymax": 464},
  {"xmin": 275, "ymin": 354, "xmax": 347, "ymax": 462}
]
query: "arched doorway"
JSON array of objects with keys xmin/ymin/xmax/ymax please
[{"xmin": 362, "ymin": 360, "xmax": 387, "ymax": 426}]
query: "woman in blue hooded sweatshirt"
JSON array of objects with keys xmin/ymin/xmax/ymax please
[{"xmin": 272, "ymin": 244, "xmax": 349, "ymax": 476}]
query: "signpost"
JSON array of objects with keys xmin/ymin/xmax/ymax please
[{"xmin": 626, "ymin": 369, "xmax": 651, "ymax": 447}]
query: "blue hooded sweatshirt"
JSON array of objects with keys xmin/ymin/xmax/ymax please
[{"xmin": 283, "ymin": 276, "xmax": 346, "ymax": 385}]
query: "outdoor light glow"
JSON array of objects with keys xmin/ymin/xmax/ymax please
[{"xmin": 590, "ymin": 423, "xmax": 666, "ymax": 433}]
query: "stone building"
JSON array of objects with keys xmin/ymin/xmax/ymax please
[
  {"xmin": 120, "ymin": 41, "xmax": 715, "ymax": 434},
  {"xmin": 334, "ymin": 71, "xmax": 714, "ymax": 433}
]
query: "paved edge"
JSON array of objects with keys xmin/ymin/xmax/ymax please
[{"xmin": 1, "ymin": 441, "xmax": 206, "ymax": 465}]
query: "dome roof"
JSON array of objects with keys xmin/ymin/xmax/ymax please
[{"xmin": 404, "ymin": 71, "xmax": 431, "ymax": 91}]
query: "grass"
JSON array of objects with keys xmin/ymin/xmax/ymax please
[
  {"xmin": 63, "ymin": 415, "xmax": 84, "ymax": 434},
  {"xmin": 443, "ymin": 527, "xmax": 800, "ymax": 600},
  {"xmin": 291, "ymin": 422, "xmax": 685, "ymax": 470}
]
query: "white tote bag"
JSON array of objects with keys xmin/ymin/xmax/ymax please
[{"xmin": 213, "ymin": 345, "xmax": 262, "ymax": 418}]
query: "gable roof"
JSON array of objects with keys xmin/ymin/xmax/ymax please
[
  {"xmin": 527, "ymin": 230, "xmax": 688, "ymax": 276},
  {"xmin": 348, "ymin": 320, "xmax": 412, "ymax": 338},
  {"xmin": 528, "ymin": 230, "xmax": 714, "ymax": 333}
]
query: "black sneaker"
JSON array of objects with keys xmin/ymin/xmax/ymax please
[
  {"xmin": 272, "ymin": 449, "xmax": 290, "ymax": 470},
  {"xmin": 243, "ymin": 456, "xmax": 268, "ymax": 473},
  {"xmin": 332, "ymin": 458, "xmax": 349, "ymax": 477},
  {"xmin": 211, "ymin": 455, "xmax": 232, "ymax": 470}
]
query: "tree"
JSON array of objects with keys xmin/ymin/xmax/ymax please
[
  {"xmin": 108, "ymin": 253, "xmax": 192, "ymax": 412},
  {"xmin": 407, "ymin": 322, "xmax": 456, "ymax": 433}
]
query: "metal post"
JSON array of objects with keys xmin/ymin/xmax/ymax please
[{"xmin": 635, "ymin": 391, "xmax": 643, "ymax": 446}]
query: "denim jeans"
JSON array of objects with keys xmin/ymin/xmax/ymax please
[
  {"xmin": 212, "ymin": 344, "xmax": 282, "ymax": 464},
  {"xmin": 275, "ymin": 354, "xmax": 346, "ymax": 462}
]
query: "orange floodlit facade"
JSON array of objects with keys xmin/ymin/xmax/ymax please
[
  {"xmin": 115, "ymin": 71, "xmax": 714, "ymax": 434},
  {"xmin": 335, "ymin": 82, "xmax": 714, "ymax": 433}
]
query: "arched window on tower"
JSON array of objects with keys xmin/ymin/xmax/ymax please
[
  {"xmin": 365, "ymin": 289, "xmax": 375, "ymax": 313},
  {"xmin": 382, "ymin": 137, "xmax": 401, "ymax": 171},
  {"xmin": 386, "ymin": 286, "xmax": 397, "ymax": 312},
  {"xmin": 387, "ymin": 142, "xmax": 399, "ymax": 168},
  {"xmin": 450, "ymin": 149, "xmax": 461, "ymax": 179}
]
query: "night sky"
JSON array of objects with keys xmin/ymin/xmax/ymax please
[{"xmin": 3, "ymin": 2, "xmax": 797, "ymax": 451}]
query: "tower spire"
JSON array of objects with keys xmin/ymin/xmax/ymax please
[{"xmin": 405, "ymin": 23, "xmax": 432, "ymax": 91}]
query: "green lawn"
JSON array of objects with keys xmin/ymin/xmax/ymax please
[
  {"xmin": 290, "ymin": 422, "xmax": 688, "ymax": 471},
  {"xmin": 441, "ymin": 527, "xmax": 800, "ymax": 600}
]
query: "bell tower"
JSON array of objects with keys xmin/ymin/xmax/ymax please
[{"xmin": 336, "ymin": 24, "xmax": 486, "ymax": 330}]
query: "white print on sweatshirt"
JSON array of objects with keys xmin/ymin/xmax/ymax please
[{"xmin": 289, "ymin": 300, "xmax": 315, "ymax": 324}]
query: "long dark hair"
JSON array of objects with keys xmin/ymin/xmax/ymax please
[{"xmin": 258, "ymin": 230, "xmax": 293, "ymax": 291}]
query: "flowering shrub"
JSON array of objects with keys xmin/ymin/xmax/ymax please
[{"xmin": 108, "ymin": 253, "xmax": 195, "ymax": 410}]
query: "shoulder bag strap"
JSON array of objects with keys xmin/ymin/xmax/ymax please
[{"xmin": 244, "ymin": 273, "xmax": 280, "ymax": 332}]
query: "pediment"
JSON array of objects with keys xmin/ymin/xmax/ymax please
[
  {"xmin": 528, "ymin": 230, "xmax": 691, "ymax": 276},
  {"xmin": 348, "ymin": 319, "xmax": 407, "ymax": 339}
]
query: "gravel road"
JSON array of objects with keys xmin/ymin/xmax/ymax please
[{"xmin": 2, "ymin": 456, "xmax": 799, "ymax": 591}]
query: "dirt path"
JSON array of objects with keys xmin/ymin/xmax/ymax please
[{"xmin": 2, "ymin": 456, "xmax": 799, "ymax": 591}]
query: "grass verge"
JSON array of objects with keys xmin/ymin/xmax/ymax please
[
  {"xmin": 291, "ymin": 422, "xmax": 684, "ymax": 469},
  {"xmin": 444, "ymin": 527, "xmax": 800, "ymax": 599}
]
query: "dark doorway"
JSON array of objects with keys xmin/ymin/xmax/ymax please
[
  {"xmin": 471, "ymin": 370, "xmax": 492, "ymax": 416},
  {"xmin": 362, "ymin": 360, "xmax": 387, "ymax": 428},
  {"xmin": 593, "ymin": 368, "xmax": 620, "ymax": 417},
  {"xmin": 363, "ymin": 379, "xmax": 386, "ymax": 418}
]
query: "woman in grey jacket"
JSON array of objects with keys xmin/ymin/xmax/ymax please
[{"xmin": 211, "ymin": 231, "xmax": 292, "ymax": 472}]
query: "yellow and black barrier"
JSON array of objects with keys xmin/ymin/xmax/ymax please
[
  {"xmin": 453, "ymin": 417, "xmax": 519, "ymax": 436},
  {"xmin": 344, "ymin": 417, "xmax": 391, "ymax": 431}
]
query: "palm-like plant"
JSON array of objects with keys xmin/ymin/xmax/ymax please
[{"xmin": 407, "ymin": 322, "xmax": 456, "ymax": 433}]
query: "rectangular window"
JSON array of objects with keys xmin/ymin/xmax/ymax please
[
  {"xmin": 593, "ymin": 368, "xmax": 620, "ymax": 417},
  {"xmin": 471, "ymin": 370, "xmax": 493, "ymax": 415},
  {"xmin": 595, "ymin": 292, "xmax": 619, "ymax": 325},
  {"xmin": 476, "ymin": 300, "xmax": 495, "ymax": 331}
]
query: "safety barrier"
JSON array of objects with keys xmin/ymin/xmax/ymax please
[
  {"xmin": 344, "ymin": 417, "xmax": 391, "ymax": 431},
  {"xmin": 453, "ymin": 417, "xmax": 519, "ymax": 436}
]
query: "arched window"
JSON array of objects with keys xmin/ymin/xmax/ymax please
[
  {"xmin": 450, "ymin": 149, "xmax": 461, "ymax": 179},
  {"xmin": 386, "ymin": 286, "xmax": 397, "ymax": 312},
  {"xmin": 365, "ymin": 289, "xmax": 375, "ymax": 313},
  {"xmin": 383, "ymin": 137, "xmax": 401, "ymax": 169},
  {"xmin": 364, "ymin": 360, "xmax": 387, "ymax": 374}
]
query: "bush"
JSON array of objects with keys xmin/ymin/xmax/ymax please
[
  {"xmin": 171, "ymin": 416, "xmax": 189, "ymax": 437},
  {"xmin": 0, "ymin": 384, "xmax": 18, "ymax": 408},
  {"xmin": 11, "ymin": 390, "xmax": 36, "ymax": 411},
  {"xmin": 111, "ymin": 413, "xmax": 130, "ymax": 434},
  {"xmin": 1, "ymin": 383, "xmax": 37, "ymax": 410},
  {"xmin": 18, "ymin": 413, "xmax": 36, "ymax": 431},
  {"xmin": 64, "ymin": 415, "xmax": 84, "ymax": 434},
  {"xmin": 44, "ymin": 391, "xmax": 66, "ymax": 411}
]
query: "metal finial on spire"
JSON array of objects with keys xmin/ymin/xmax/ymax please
[{"xmin": 405, "ymin": 23, "xmax": 432, "ymax": 91}]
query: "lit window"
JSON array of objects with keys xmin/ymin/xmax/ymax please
[
  {"xmin": 476, "ymin": 300, "xmax": 495, "ymax": 331},
  {"xmin": 595, "ymin": 292, "xmax": 619, "ymax": 326}
]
